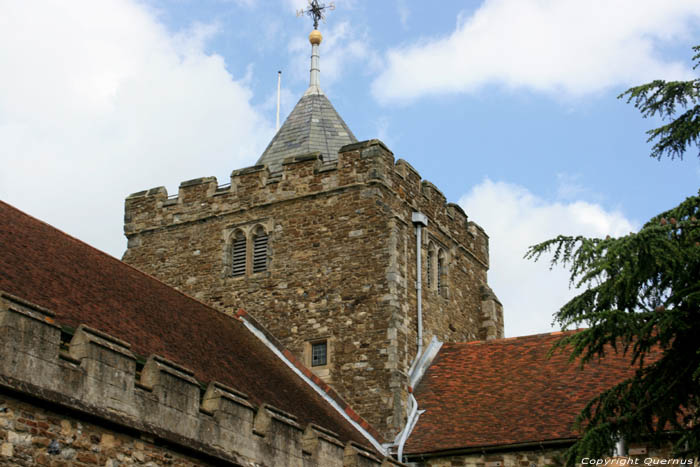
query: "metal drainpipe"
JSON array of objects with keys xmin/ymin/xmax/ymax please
[
  {"xmin": 394, "ymin": 213, "xmax": 429, "ymax": 462},
  {"xmin": 412, "ymin": 212, "xmax": 428, "ymax": 362},
  {"xmin": 396, "ymin": 393, "xmax": 418, "ymax": 461}
]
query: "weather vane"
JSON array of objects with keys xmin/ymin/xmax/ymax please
[{"xmin": 297, "ymin": 0, "xmax": 335, "ymax": 30}]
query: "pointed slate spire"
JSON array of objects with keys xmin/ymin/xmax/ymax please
[{"xmin": 256, "ymin": 28, "xmax": 357, "ymax": 172}]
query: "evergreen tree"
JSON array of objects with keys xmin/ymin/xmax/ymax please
[{"xmin": 526, "ymin": 46, "xmax": 700, "ymax": 464}]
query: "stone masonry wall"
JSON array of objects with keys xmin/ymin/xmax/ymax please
[
  {"xmin": 0, "ymin": 391, "xmax": 208, "ymax": 466},
  {"xmin": 0, "ymin": 292, "xmax": 401, "ymax": 467},
  {"xmin": 123, "ymin": 139, "xmax": 504, "ymax": 440}
]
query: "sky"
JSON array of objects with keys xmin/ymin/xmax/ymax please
[{"xmin": 2, "ymin": 0, "xmax": 699, "ymax": 337}]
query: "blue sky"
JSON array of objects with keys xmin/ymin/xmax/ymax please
[{"xmin": 2, "ymin": 0, "xmax": 699, "ymax": 336}]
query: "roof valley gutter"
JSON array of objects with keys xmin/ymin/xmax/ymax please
[{"xmin": 238, "ymin": 315, "xmax": 387, "ymax": 455}]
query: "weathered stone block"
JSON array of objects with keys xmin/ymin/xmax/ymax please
[{"xmin": 140, "ymin": 355, "xmax": 201, "ymax": 436}]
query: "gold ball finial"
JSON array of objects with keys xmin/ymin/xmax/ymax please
[{"xmin": 309, "ymin": 29, "xmax": 322, "ymax": 45}]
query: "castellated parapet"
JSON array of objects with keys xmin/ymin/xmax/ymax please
[
  {"xmin": 123, "ymin": 139, "xmax": 504, "ymax": 440},
  {"xmin": 0, "ymin": 292, "xmax": 402, "ymax": 466}
]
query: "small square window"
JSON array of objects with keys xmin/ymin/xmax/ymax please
[{"xmin": 311, "ymin": 341, "xmax": 327, "ymax": 367}]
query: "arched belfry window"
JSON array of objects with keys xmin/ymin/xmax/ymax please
[
  {"xmin": 437, "ymin": 249, "xmax": 446, "ymax": 296},
  {"xmin": 252, "ymin": 226, "xmax": 268, "ymax": 274},
  {"xmin": 231, "ymin": 230, "xmax": 247, "ymax": 277}
]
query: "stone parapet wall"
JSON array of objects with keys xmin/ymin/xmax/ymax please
[
  {"xmin": 0, "ymin": 293, "xmax": 401, "ymax": 467},
  {"xmin": 124, "ymin": 140, "xmax": 490, "ymax": 269}
]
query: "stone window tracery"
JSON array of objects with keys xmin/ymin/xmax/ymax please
[{"xmin": 229, "ymin": 224, "xmax": 270, "ymax": 277}]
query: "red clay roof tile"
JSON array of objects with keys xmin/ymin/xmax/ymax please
[{"xmin": 406, "ymin": 332, "xmax": 649, "ymax": 454}]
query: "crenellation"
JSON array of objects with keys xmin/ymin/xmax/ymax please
[
  {"xmin": 420, "ymin": 180, "xmax": 446, "ymax": 206},
  {"xmin": 69, "ymin": 324, "xmax": 138, "ymax": 416},
  {"xmin": 178, "ymin": 176, "xmax": 218, "ymax": 204},
  {"xmin": 0, "ymin": 292, "xmax": 398, "ymax": 466},
  {"xmin": 393, "ymin": 158, "xmax": 419, "ymax": 181}
]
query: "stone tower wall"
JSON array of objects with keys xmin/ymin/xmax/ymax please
[{"xmin": 123, "ymin": 139, "xmax": 503, "ymax": 439}]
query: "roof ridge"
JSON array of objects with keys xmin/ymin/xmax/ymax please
[{"xmin": 454, "ymin": 329, "xmax": 583, "ymax": 346}]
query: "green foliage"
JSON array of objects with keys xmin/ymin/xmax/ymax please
[
  {"xmin": 527, "ymin": 45, "xmax": 700, "ymax": 465},
  {"xmin": 619, "ymin": 46, "xmax": 700, "ymax": 160}
]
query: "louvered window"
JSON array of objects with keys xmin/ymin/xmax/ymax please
[
  {"xmin": 231, "ymin": 232, "xmax": 246, "ymax": 277},
  {"xmin": 426, "ymin": 248, "xmax": 434, "ymax": 289},
  {"xmin": 252, "ymin": 229, "xmax": 268, "ymax": 273}
]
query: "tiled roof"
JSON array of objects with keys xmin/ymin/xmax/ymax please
[
  {"xmin": 406, "ymin": 332, "xmax": 649, "ymax": 455},
  {"xmin": 256, "ymin": 87, "xmax": 357, "ymax": 171},
  {"xmin": 0, "ymin": 201, "xmax": 380, "ymax": 449}
]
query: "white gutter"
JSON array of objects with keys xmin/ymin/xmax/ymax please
[
  {"xmin": 394, "ymin": 337, "xmax": 441, "ymax": 462},
  {"xmin": 395, "ymin": 212, "xmax": 435, "ymax": 462},
  {"xmin": 239, "ymin": 316, "xmax": 387, "ymax": 455},
  {"xmin": 396, "ymin": 393, "xmax": 421, "ymax": 462},
  {"xmin": 409, "ymin": 336, "xmax": 443, "ymax": 390}
]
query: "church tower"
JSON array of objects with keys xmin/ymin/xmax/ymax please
[{"xmin": 122, "ymin": 12, "xmax": 503, "ymax": 440}]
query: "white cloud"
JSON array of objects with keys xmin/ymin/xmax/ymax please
[
  {"xmin": 396, "ymin": 0, "xmax": 410, "ymax": 29},
  {"xmin": 459, "ymin": 179, "xmax": 637, "ymax": 337},
  {"xmin": 373, "ymin": 0, "xmax": 700, "ymax": 103},
  {"xmin": 555, "ymin": 172, "xmax": 592, "ymax": 201},
  {"xmin": 0, "ymin": 0, "xmax": 273, "ymax": 258}
]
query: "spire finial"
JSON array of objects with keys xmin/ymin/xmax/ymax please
[
  {"xmin": 296, "ymin": 0, "xmax": 335, "ymax": 30},
  {"xmin": 296, "ymin": 1, "xmax": 334, "ymax": 90}
]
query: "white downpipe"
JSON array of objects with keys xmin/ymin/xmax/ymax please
[
  {"xmin": 396, "ymin": 212, "xmax": 429, "ymax": 462},
  {"xmin": 415, "ymin": 223, "xmax": 423, "ymax": 360},
  {"xmin": 396, "ymin": 393, "xmax": 418, "ymax": 462}
]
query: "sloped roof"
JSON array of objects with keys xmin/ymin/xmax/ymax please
[
  {"xmin": 405, "ymin": 331, "xmax": 651, "ymax": 455},
  {"xmin": 0, "ymin": 200, "xmax": 379, "ymax": 449},
  {"xmin": 256, "ymin": 86, "xmax": 357, "ymax": 171}
]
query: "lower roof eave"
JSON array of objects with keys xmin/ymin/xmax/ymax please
[{"xmin": 403, "ymin": 437, "xmax": 579, "ymax": 461}]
